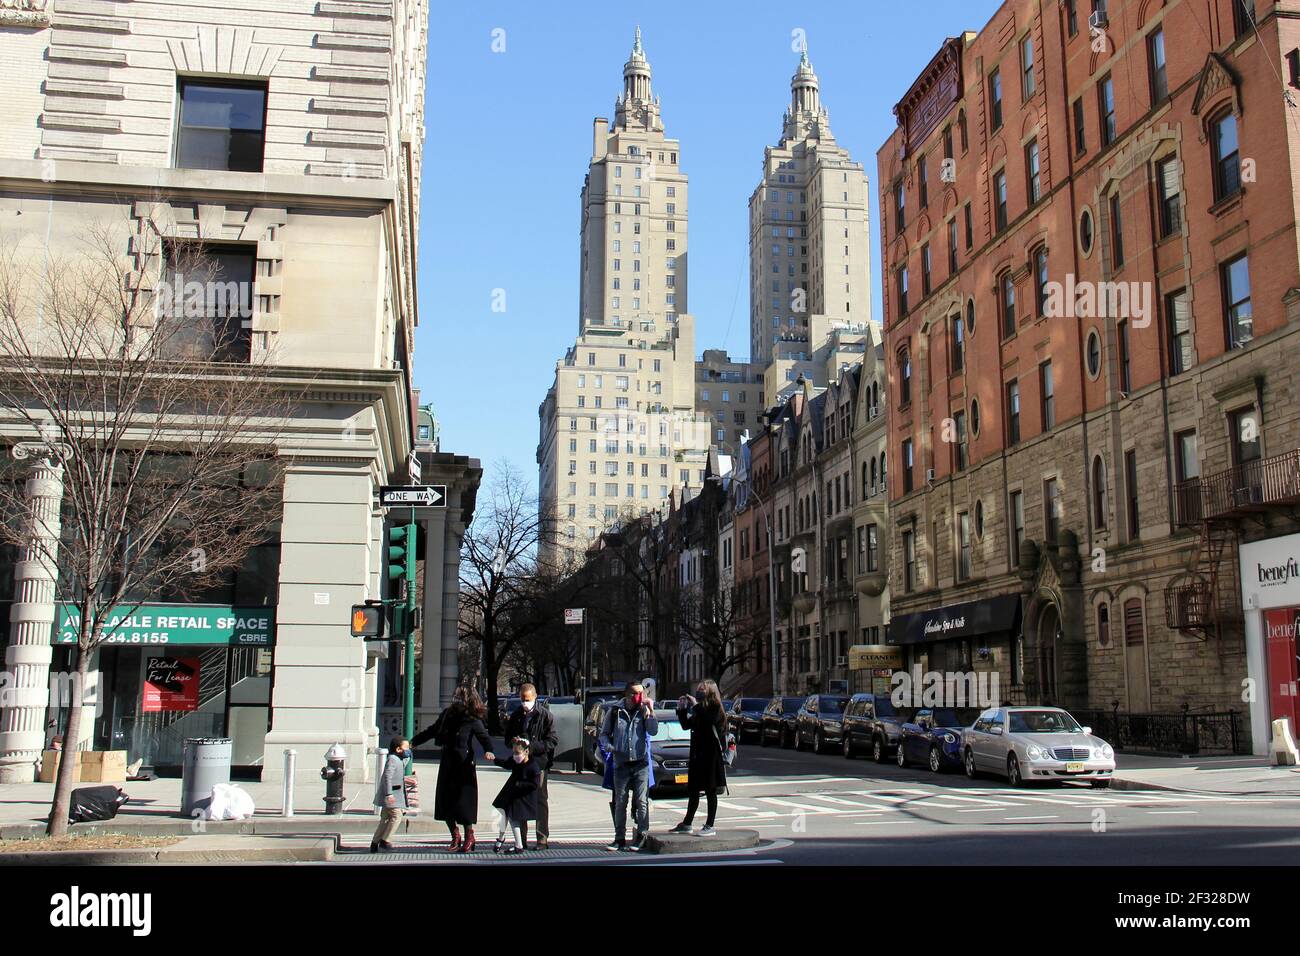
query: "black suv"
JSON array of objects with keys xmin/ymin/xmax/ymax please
[
  {"xmin": 841, "ymin": 693, "xmax": 911, "ymax": 762},
  {"xmin": 793, "ymin": 695, "xmax": 849, "ymax": 754},
  {"xmin": 760, "ymin": 697, "xmax": 806, "ymax": 748},
  {"xmin": 728, "ymin": 696, "xmax": 770, "ymax": 743}
]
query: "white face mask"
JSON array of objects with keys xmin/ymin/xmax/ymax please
[
  {"xmin": 522, "ymin": 699, "xmax": 535, "ymax": 712},
  {"xmin": 512, "ymin": 753, "xmax": 526, "ymax": 763}
]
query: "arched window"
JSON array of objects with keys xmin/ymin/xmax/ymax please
[
  {"xmin": 880, "ymin": 453, "xmax": 887, "ymax": 490},
  {"xmin": 898, "ymin": 349, "xmax": 912, "ymax": 406},
  {"xmin": 870, "ymin": 459, "xmax": 877, "ymax": 493},
  {"xmin": 1092, "ymin": 456, "xmax": 1108, "ymax": 529},
  {"xmin": 1033, "ymin": 246, "xmax": 1049, "ymax": 317},
  {"xmin": 862, "ymin": 462, "xmax": 870, "ymax": 497},
  {"xmin": 1000, "ymin": 272, "xmax": 1016, "ymax": 338},
  {"xmin": 1097, "ymin": 602, "xmax": 1111, "ymax": 647}
]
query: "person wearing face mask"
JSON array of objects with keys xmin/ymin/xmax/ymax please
[
  {"xmin": 597, "ymin": 679, "xmax": 658, "ymax": 851},
  {"xmin": 371, "ymin": 737, "xmax": 411, "ymax": 853},
  {"xmin": 502, "ymin": 683, "xmax": 558, "ymax": 849},
  {"xmin": 412, "ymin": 685, "xmax": 496, "ymax": 852},
  {"xmin": 671, "ymin": 679, "xmax": 727, "ymax": 836},
  {"xmin": 491, "ymin": 739, "xmax": 540, "ymax": 855}
]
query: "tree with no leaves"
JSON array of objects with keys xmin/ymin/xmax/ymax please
[{"xmin": 0, "ymin": 206, "xmax": 300, "ymax": 836}]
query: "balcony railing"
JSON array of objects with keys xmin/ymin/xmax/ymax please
[{"xmin": 1174, "ymin": 449, "xmax": 1300, "ymax": 525}]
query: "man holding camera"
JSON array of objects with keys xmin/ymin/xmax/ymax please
[{"xmin": 598, "ymin": 679, "xmax": 658, "ymax": 852}]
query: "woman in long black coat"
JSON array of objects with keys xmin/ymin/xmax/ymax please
[
  {"xmin": 411, "ymin": 685, "xmax": 494, "ymax": 852},
  {"xmin": 671, "ymin": 678, "xmax": 728, "ymax": 835}
]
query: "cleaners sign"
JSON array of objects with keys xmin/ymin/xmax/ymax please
[{"xmin": 55, "ymin": 604, "xmax": 276, "ymax": 647}]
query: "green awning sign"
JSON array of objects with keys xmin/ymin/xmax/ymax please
[{"xmin": 55, "ymin": 604, "xmax": 276, "ymax": 647}]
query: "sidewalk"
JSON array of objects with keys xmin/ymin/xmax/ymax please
[{"xmin": 1112, "ymin": 753, "xmax": 1300, "ymax": 794}]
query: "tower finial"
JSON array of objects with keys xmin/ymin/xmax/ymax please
[{"xmin": 633, "ymin": 25, "xmax": 643, "ymax": 56}]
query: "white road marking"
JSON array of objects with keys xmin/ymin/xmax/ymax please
[
  {"xmin": 1003, "ymin": 814, "xmax": 1058, "ymax": 820},
  {"xmin": 756, "ymin": 797, "xmax": 844, "ymax": 814}
]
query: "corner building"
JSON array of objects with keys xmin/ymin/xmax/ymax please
[{"xmin": 878, "ymin": 0, "xmax": 1300, "ymax": 754}]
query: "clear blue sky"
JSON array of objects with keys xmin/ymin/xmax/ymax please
[{"xmin": 416, "ymin": 2, "xmax": 1003, "ymax": 484}]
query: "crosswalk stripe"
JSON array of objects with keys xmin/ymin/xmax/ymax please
[{"xmin": 757, "ymin": 797, "xmax": 844, "ymax": 814}]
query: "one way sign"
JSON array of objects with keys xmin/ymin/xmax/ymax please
[{"xmin": 379, "ymin": 484, "xmax": 446, "ymax": 508}]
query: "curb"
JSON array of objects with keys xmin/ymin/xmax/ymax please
[
  {"xmin": 1110, "ymin": 777, "xmax": 1179, "ymax": 793},
  {"xmin": 0, "ymin": 815, "xmax": 440, "ymax": 841},
  {"xmin": 645, "ymin": 828, "xmax": 760, "ymax": 854},
  {"xmin": 0, "ymin": 838, "xmax": 335, "ymax": 866}
]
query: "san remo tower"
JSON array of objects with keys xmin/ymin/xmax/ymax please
[{"xmin": 537, "ymin": 29, "xmax": 707, "ymax": 563}]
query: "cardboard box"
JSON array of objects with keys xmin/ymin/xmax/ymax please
[
  {"xmin": 81, "ymin": 750, "xmax": 128, "ymax": 783},
  {"xmin": 38, "ymin": 750, "xmax": 84, "ymax": 784}
]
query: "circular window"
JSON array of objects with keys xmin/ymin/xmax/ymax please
[
  {"xmin": 1086, "ymin": 329, "xmax": 1102, "ymax": 378},
  {"xmin": 1079, "ymin": 207, "xmax": 1094, "ymax": 255},
  {"xmin": 974, "ymin": 499, "xmax": 985, "ymax": 537},
  {"xmin": 970, "ymin": 397, "xmax": 981, "ymax": 436},
  {"xmin": 965, "ymin": 298, "xmax": 976, "ymax": 334}
]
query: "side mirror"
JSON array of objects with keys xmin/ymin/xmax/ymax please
[
  {"xmin": 990, "ymin": 725, "xmax": 1003, "ymax": 736},
  {"xmin": 1082, "ymin": 726, "xmax": 1092, "ymax": 735}
]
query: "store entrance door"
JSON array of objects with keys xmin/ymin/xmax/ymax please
[{"xmin": 1263, "ymin": 607, "xmax": 1300, "ymax": 736}]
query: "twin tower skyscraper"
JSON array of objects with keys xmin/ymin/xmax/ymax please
[{"xmin": 537, "ymin": 29, "xmax": 874, "ymax": 560}]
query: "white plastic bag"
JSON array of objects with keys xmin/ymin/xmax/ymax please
[{"xmin": 205, "ymin": 782, "xmax": 256, "ymax": 820}]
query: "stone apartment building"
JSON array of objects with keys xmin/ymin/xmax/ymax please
[
  {"xmin": 878, "ymin": 0, "xmax": 1300, "ymax": 753},
  {"xmin": 0, "ymin": 0, "xmax": 481, "ymax": 783}
]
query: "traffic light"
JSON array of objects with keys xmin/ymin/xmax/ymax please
[
  {"xmin": 350, "ymin": 602, "xmax": 385, "ymax": 639},
  {"xmin": 388, "ymin": 524, "xmax": 413, "ymax": 599}
]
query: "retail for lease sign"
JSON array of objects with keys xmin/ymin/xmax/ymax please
[
  {"xmin": 54, "ymin": 604, "xmax": 276, "ymax": 646},
  {"xmin": 143, "ymin": 656, "xmax": 201, "ymax": 712}
]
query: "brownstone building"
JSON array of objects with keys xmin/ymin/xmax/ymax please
[{"xmin": 878, "ymin": 0, "xmax": 1300, "ymax": 753}]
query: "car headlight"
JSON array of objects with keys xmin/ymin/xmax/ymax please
[
  {"xmin": 1100, "ymin": 744, "xmax": 1114, "ymax": 759},
  {"xmin": 1026, "ymin": 744, "xmax": 1054, "ymax": 760},
  {"xmin": 942, "ymin": 733, "xmax": 957, "ymax": 745}
]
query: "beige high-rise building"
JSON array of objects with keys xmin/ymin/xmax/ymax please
[
  {"xmin": 695, "ymin": 349, "xmax": 765, "ymax": 454},
  {"xmin": 538, "ymin": 30, "xmax": 708, "ymax": 561},
  {"xmin": 749, "ymin": 50, "xmax": 873, "ymax": 399}
]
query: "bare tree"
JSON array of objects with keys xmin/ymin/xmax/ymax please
[
  {"xmin": 674, "ymin": 580, "xmax": 768, "ymax": 685},
  {"xmin": 457, "ymin": 462, "xmax": 549, "ymax": 732},
  {"xmin": 0, "ymin": 207, "xmax": 299, "ymax": 836}
]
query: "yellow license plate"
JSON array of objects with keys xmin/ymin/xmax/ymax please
[
  {"xmin": 1065, "ymin": 762, "xmax": 1086, "ymax": 773},
  {"xmin": 674, "ymin": 774, "xmax": 688, "ymax": 784}
]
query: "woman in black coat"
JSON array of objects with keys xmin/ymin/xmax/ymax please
[
  {"xmin": 412, "ymin": 685, "xmax": 494, "ymax": 852},
  {"xmin": 671, "ymin": 678, "xmax": 728, "ymax": 835}
]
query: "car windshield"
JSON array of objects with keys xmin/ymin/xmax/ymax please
[
  {"xmin": 651, "ymin": 717, "xmax": 692, "ymax": 741},
  {"xmin": 1009, "ymin": 710, "xmax": 1082, "ymax": 734},
  {"xmin": 783, "ymin": 698, "xmax": 804, "ymax": 710},
  {"xmin": 819, "ymin": 697, "xmax": 847, "ymax": 714},
  {"xmin": 741, "ymin": 698, "xmax": 766, "ymax": 710},
  {"xmin": 932, "ymin": 708, "xmax": 961, "ymax": 727}
]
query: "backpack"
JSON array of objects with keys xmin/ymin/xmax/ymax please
[{"xmin": 713, "ymin": 716, "xmax": 738, "ymax": 768}]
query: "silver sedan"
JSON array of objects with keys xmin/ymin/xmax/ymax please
[{"xmin": 962, "ymin": 706, "xmax": 1116, "ymax": 787}]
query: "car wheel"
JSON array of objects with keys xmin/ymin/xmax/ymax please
[
  {"xmin": 814, "ymin": 730, "xmax": 825, "ymax": 754},
  {"xmin": 929, "ymin": 746, "xmax": 943, "ymax": 774},
  {"xmin": 872, "ymin": 736, "xmax": 885, "ymax": 763},
  {"xmin": 842, "ymin": 734, "xmax": 854, "ymax": 759},
  {"xmin": 1091, "ymin": 779, "xmax": 1111, "ymax": 789},
  {"xmin": 782, "ymin": 728, "xmax": 793, "ymax": 748},
  {"xmin": 1007, "ymin": 754, "xmax": 1023, "ymax": 787},
  {"xmin": 964, "ymin": 748, "xmax": 979, "ymax": 780},
  {"xmin": 895, "ymin": 742, "xmax": 907, "ymax": 768}
]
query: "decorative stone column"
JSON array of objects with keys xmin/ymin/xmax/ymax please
[{"xmin": 0, "ymin": 443, "xmax": 67, "ymax": 784}]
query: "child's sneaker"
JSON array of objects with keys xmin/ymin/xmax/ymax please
[{"xmin": 503, "ymin": 845, "xmax": 525, "ymax": 855}]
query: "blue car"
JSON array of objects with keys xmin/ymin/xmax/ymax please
[{"xmin": 897, "ymin": 707, "xmax": 979, "ymax": 773}]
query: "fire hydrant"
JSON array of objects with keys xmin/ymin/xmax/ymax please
[{"xmin": 321, "ymin": 743, "xmax": 346, "ymax": 815}]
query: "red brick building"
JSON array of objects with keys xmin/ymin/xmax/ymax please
[{"xmin": 878, "ymin": 0, "xmax": 1300, "ymax": 753}]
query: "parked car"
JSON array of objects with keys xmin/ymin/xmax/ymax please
[
  {"xmin": 841, "ymin": 693, "xmax": 911, "ymax": 762},
  {"xmin": 793, "ymin": 695, "xmax": 849, "ymax": 754},
  {"xmin": 760, "ymin": 697, "xmax": 806, "ymax": 748},
  {"xmin": 962, "ymin": 706, "xmax": 1116, "ymax": 787},
  {"xmin": 728, "ymin": 697, "xmax": 769, "ymax": 743},
  {"xmin": 896, "ymin": 707, "xmax": 979, "ymax": 772}
]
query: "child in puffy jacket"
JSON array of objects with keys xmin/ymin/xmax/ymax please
[{"xmin": 492, "ymin": 739, "xmax": 540, "ymax": 855}]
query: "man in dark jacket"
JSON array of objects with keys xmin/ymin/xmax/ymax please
[{"xmin": 503, "ymin": 683, "xmax": 558, "ymax": 849}]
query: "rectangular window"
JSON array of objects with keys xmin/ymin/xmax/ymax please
[
  {"xmin": 175, "ymin": 79, "xmax": 267, "ymax": 172},
  {"xmin": 957, "ymin": 511, "xmax": 972, "ymax": 580},
  {"xmin": 1067, "ymin": 0, "xmax": 1078, "ymax": 36},
  {"xmin": 903, "ymin": 530, "xmax": 916, "ymax": 592},
  {"xmin": 1021, "ymin": 35, "xmax": 1035, "ymax": 98},
  {"xmin": 963, "ymin": 203, "xmax": 973, "ymax": 249},
  {"xmin": 1098, "ymin": 75, "xmax": 1116, "ymax": 147},
  {"xmin": 954, "ymin": 410, "xmax": 968, "ymax": 471},
  {"xmin": 1157, "ymin": 156, "xmax": 1182, "ymax": 237},
  {"xmin": 1044, "ymin": 477, "xmax": 1061, "ymax": 543},
  {"xmin": 1118, "ymin": 320, "xmax": 1131, "ymax": 392},
  {"xmin": 1148, "ymin": 28, "xmax": 1167, "ymax": 102},
  {"xmin": 1175, "ymin": 430, "xmax": 1200, "ymax": 483},
  {"xmin": 1040, "ymin": 361, "xmax": 1055, "ymax": 430},
  {"xmin": 1026, "ymin": 139, "xmax": 1041, "ymax": 204},
  {"xmin": 1212, "ymin": 112, "xmax": 1241, "ymax": 201},
  {"xmin": 1233, "ymin": 0, "xmax": 1257, "ymax": 38},
  {"xmin": 902, "ymin": 439, "xmax": 914, "ymax": 493},
  {"xmin": 994, "ymin": 170, "xmax": 1008, "ymax": 232},
  {"xmin": 1109, "ymin": 192, "xmax": 1125, "ymax": 268},
  {"xmin": 1222, "ymin": 254, "xmax": 1253, "ymax": 347},
  {"xmin": 896, "ymin": 266, "xmax": 909, "ymax": 317},
  {"xmin": 1072, "ymin": 97, "xmax": 1087, "ymax": 155},
  {"xmin": 1166, "ymin": 289, "xmax": 1192, "ymax": 374},
  {"xmin": 951, "ymin": 313, "xmax": 965, "ymax": 372},
  {"xmin": 948, "ymin": 218, "xmax": 959, "ymax": 274},
  {"xmin": 989, "ymin": 69, "xmax": 1003, "ymax": 130},
  {"xmin": 1010, "ymin": 490, "xmax": 1025, "ymax": 566},
  {"xmin": 866, "ymin": 524, "xmax": 879, "ymax": 572},
  {"xmin": 894, "ymin": 181, "xmax": 906, "ymax": 232},
  {"xmin": 1001, "ymin": 273, "xmax": 1016, "ymax": 338},
  {"xmin": 1230, "ymin": 407, "xmax": 1262, "ymax": 465},
  {"xmin": 1125, "ymin": 448, "xmax": 1140, "ymax": 538},
  {"xmin": 921, "ymin": 243, "xmax": 932, "ymax": 295},
  {"xmin": 160, "ymin": 242, "xmax": 254, "ymax": 361},
  {"xmin": 1006, "ymin": 380, "xmax": 1021, "ymax": 445},
  {"xmin": 919, "ymin": 155, "xmax": 929, "ymax": 208}
]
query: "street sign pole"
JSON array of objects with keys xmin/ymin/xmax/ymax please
[{"xmin": 403, "ymin": 506, "xmax": 417, "ymax": 742}]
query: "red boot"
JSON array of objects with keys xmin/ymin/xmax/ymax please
[
  {"xmin": 460, "ymin": 826, "xmax": 476, "ymax": 853},
  {"xmin": 448, "ymin": 826, "xmax": 462, "ymax": 852}
]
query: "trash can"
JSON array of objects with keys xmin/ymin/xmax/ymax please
[{"xmin": 181, "ymin": 737, "xmax": 232, "ymax": 816}]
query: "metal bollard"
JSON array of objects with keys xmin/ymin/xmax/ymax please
[{"xmin": 282, "ymin": 749, "xmax": 297, "ymax": 817}]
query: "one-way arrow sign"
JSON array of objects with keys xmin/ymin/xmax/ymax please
[{"xmin": 379, "ymin": 484, "xmax": 446, "ymax": 508}]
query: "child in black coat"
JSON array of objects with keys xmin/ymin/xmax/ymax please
[{"xmin": 492, "ymin": 739, "xmax": 540, "ymax": 855}]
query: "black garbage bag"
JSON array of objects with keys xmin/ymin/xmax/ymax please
[{"xmin": 68, "ymin": 786, "xmax": 130, "ymax": 824}]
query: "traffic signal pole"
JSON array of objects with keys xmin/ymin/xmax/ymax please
[{"xmin": 403, "ymin": 506, "xmax": 416, "ymax": 742}]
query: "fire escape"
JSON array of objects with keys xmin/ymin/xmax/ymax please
[{"xmin": 1167, "ymin": 449, "xmax": 1300, "ymax": 640}]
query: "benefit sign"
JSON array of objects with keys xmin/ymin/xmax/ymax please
[{"xmin": 143, "ymin": 656, "xmax": 201, "ymax": 712}]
